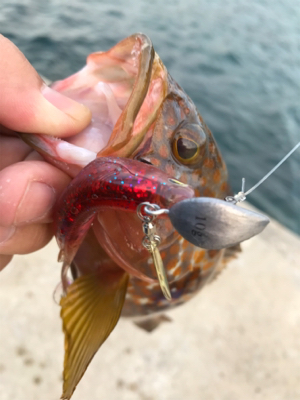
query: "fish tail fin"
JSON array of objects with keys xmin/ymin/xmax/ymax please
[{"xmin": 60, "ymin": 269, "xmax": 129, "ymax": 399}]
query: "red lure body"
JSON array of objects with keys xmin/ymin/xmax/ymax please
[{"xmin": 55, "ymin": 157, "xmax": 195, "ymax": 264}]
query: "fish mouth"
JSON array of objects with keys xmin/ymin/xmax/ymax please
[{"xmin": 21, "ymin": 34, "xmax": 167, "ymax": 174}]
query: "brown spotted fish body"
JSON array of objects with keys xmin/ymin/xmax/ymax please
[{"xmin": 21, "ymin": 34, "xmax": 237, "ymax": 399}]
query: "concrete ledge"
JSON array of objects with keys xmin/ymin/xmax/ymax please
[{"xmin": 0, "ymin": 204, "xmax": 299, "ymax": 400}]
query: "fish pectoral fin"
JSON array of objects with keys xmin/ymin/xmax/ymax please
[{"xmin": 60, "ymin": 270, "xmax": 129, "ymax": 400}]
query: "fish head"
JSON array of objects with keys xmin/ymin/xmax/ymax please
[
  {"xmin": 22, "ymin": 33, "xmax": 228, "ymax": 200},
  {"xmin": 54, "ymin": 32, "xmax": 228, "ymax": 199}
]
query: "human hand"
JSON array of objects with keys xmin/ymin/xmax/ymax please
[{"xmin": 0, "ymin": 35, "xmax": 92, "ymax": 270}]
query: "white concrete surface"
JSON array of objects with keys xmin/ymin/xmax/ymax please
[{"xmin": 0, "ymin": 205, "xmax": 299, "ymax": 400}]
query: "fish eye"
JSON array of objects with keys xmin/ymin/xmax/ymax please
[
  {"xmin": 176, "ymin": 138, "xmax": 198, "ymax": 159},
  {"xmin": 172, "ymin": 123, "xmax": 206, "ymax": 165}
]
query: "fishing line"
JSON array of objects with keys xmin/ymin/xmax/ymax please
[{"xmin": 226, "ymin": 141, "xmax": 300, "ymax": 204}]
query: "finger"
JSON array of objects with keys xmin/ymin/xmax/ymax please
[
  {"xmin": 0, "ymin": 223, "xmax": 53, "ymax": 255},
  {"xmin": 0, "ymin": 254, "xmax": 13, "ymax": 271},
  {"xmin": 0, "ymin": 160, "xmax": 71, "ymax": 227},
  {"xmin": 0, "ymin": 35, "xmax": 91, "ymax": 137},
  {"xmin": 0, "ymin": 125, "xmax": 16, "ymax": 136},
  {"xmin": 0, "ymin": 135, "xmax": 32, "ymax": 170}
]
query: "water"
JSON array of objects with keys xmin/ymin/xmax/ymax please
[{"xmin": 1, "ymin": 0, "xmax": 299, "ymax": 234}]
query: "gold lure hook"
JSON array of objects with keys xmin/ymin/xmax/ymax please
[{"xmin": 137, "ymin": 203, "xmax": 172, "ymax": 301}]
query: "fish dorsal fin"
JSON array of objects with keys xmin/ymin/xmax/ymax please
[{"xmin": 60, "ymin": 270, "xmax": 129, "ymax": 399}]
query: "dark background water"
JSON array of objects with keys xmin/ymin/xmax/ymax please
[{"xmin": 1, "ymin": 0, "xmax": 299, "ymax": 234}]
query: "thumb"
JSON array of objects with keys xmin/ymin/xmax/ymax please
[{"xmin": 0, "ymin": 35, "xmax": 91, "ymax": 137}]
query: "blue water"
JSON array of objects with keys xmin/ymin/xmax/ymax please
[{"xmin": 1, "ymin": 0, "xmax": 299, "ymax": 233}]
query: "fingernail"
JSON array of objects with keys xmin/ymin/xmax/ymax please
[
  {"xmin": 0, "ymin": 226, "xmax": 15, "ymax": 245},
  {"xmin": 15, "ymin": 182, "xmax": 55, "ymax": 224},
  {"xmin": 41, "ymin": 84, "xmax": 91, "ymax": 122}
]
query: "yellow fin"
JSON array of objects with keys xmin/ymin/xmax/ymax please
[{"xmin": 60, "ymin": 269, "xmax": 129, "ymax": 400}]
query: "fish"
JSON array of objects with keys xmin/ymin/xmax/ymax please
[{"xmin": 21, "ymin": 33, "xmax": 239, "ymax": 399}]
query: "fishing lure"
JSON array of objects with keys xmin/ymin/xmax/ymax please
[{"xmin": 56, "ymin": 156, "xmax": 194, "ymax": 294}]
